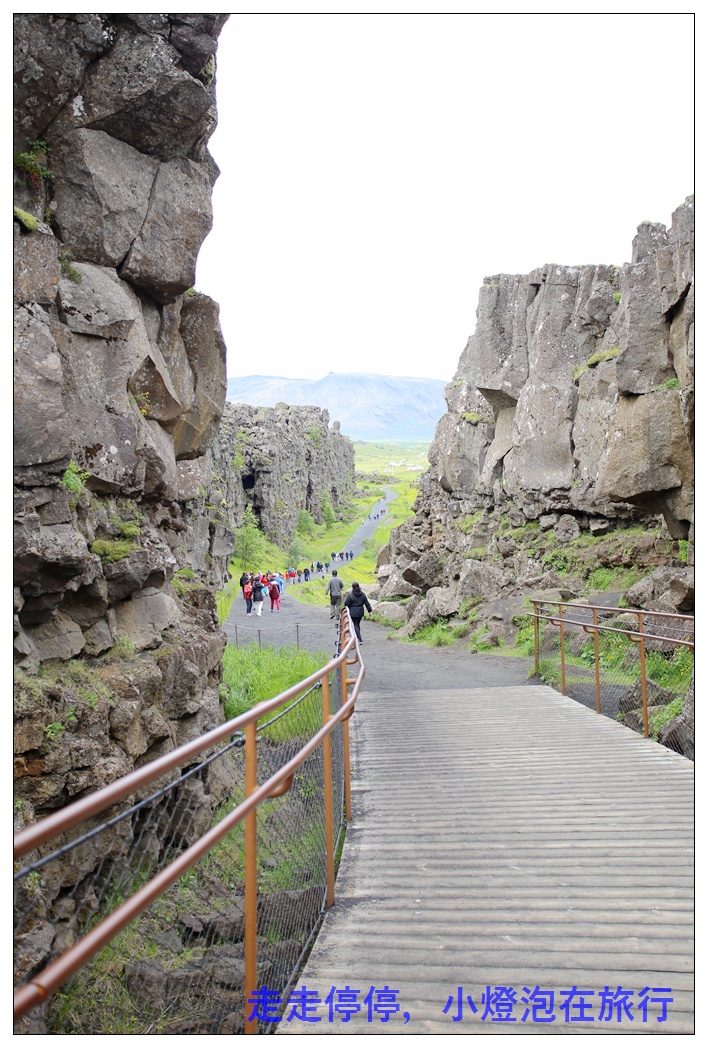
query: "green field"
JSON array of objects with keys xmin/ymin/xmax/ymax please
[{"xmin": 354, "ymin": 440, "xmax": 430, "ymax": 477}]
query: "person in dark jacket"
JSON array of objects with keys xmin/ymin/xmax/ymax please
[{"xmin": 344, "ymin": 582, "xmax": 372, "ymax": 643}]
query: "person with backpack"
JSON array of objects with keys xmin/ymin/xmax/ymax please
[
  {"xmin": 268, "ymin": 578, "xmax": 281, "ymax": 612},
  {"xmin": 251, "ymin": 575, "xmax": 265, "ymax": 616},
  {"xmin": 243, "ymin": 575, "xmax": 253, "ymax": 615},
  {"xmin": 304, "ymin": 567, "xmax": 310, "ymax": 582},
  {"xmin": 325, "ymin": 569, "xmax": 344, "ymax": 619},
  {"xmin": 344, "ymin": 582, "xmax": 372, "ymax": 644}
]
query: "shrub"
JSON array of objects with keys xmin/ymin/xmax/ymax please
[{"xmin": 61, "ymin": 460, "xmax": 90, "ymax": 503}]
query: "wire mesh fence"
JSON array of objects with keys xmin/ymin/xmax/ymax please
[
  {"xmin": 14, "ymin": 622, "xmax": 355, "ymax": 1035},
  {"xmin": 531, "ymin": 602, "xmax": 694, "ymax": 759}
]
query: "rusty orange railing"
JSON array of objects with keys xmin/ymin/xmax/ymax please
[
  {"xmin": 14, "ymin": 610, "xmax": 364, "ymax": 1032},
  {"xmin": 531, "ymin": 601, "xmax": 694, "ymax": 737}
]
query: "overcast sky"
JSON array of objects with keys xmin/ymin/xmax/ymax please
[{"xmin": 195, "ymin": 12, "xmax": 695, "ymax": 383}]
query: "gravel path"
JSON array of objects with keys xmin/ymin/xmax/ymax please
[{"xmin": 223, "ymin": 581, "xmax": 534, "ymax": 692}]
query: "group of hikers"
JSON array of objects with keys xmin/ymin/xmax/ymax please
[
  {"xmin": 237, "ymin": 564, "xmax": 372, "ymax": 642},
  {"xmin": 238, "ymin": 571, "xmax": 284, "ymax": 616}
]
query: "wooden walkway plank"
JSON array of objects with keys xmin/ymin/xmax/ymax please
[{"xmin": 277, "ymin": 685, "xmax": 693, "ymax": 1035}]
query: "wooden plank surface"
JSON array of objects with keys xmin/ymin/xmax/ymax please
[{"xmin": 276, "ymin": 684, "xmax": 693, "ymax": 1035}]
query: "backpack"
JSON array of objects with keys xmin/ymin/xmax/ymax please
[{"xmin": 244, "ymin": 583, "xmax": 253, "ymax": 599}]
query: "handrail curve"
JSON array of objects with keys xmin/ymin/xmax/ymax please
[{"xmin": 14, "ymin": 610, "xmax": 365, "ymax": 1029}]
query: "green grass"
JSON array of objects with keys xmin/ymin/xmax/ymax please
[
  {"xmin": 353, "ymin": 440, "xmax": 430, "ymax": 476},
  {"xmin": 645, "ymin": 645, "xmax": 693, "ymax": 694},
  {"xmin": 529, "ymin": 658, "xmax": 561, "ymax": 688},
  {"xmin": 649, "ymin": 694, "xmax": 685, "ymax": 739},
  {"xmin": 583, "ymin": 565, "xmax": 642, "ymax": 592},
  {"xmin": 221, "ymin": 643, "xmax": 329, "ymax": 740},
  {"xmin": 404, "ymin": 620, "xmax": 457, "ymax": 647}
]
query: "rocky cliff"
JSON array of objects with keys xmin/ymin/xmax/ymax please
[
  {"xmin": 378, "ymin": 199, "xmax": 694, "ymax": 627},
  {"xmin": 206, "ymin": 402, "xmax": 356, "ymax": 547},
  {"xmin": 14, "ymin": 14, "xmax": 232, "ymax": 825}
]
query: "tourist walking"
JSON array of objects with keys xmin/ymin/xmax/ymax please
[
  {"xmin": 268, "ymin": 578, "xmax": 281, "ymax": 612},
  {"xmin": 252, "ymin": 575, "xmax": 265, "ymax": 616},
  {"xmin": 243, "ymin": 575, "xmax": 253, "ymax": 616},
  {"xmin": 344, "ymin": 582, "xmax": 372, "ymax": 644},
  {"xmin": 325, "ymin": 569, "xmax": 344, "ymax": 619}
]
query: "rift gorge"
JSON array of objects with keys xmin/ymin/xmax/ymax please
[{"xmin": 13, "ymin": 13, "xmax": 693, "ymax": 1035}]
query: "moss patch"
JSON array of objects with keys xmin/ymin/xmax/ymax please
[
  {"xmin": 90, "ymin": 538, "xmax": 135, "ymax": 563},
  {"xmin": 587, "ymin": 345, "xmax": 621, "ymax": 368}
]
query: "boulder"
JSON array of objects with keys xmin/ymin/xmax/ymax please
[
  {"xmin": 58, "ymin": 263, "xmax": 139, "ymax": 338},
  {"xmin": 624, "ymin": 566, "xmax": 694, "ymax": 614},
  {"xmin": 398, "ymin": 600, "xmax": 433, "ymax": 639},
  {"xmin": 13, "ymin": 13, "xmax": 106, "ymax": 154},
  {"xmin": 50, "ymin": 130, "xmax": 159, "ymax": 268},
  {"xmin": 171, "ymin": 296, "xmax": 227, "ymax": 458},
  {"xmin": 554, "ymin": 514, "xmax": 581, "ymax": 543},
  {"xmin": 425, "ymin": 586, "xmax": 463, "ymax": 619},
  {"xmin": 401, "ymin": 549, "xmax": 443, "ymax": 591},
  {"xmin": 29, "ymin": 612, "xmax": 85, "ymax": 660},
  {"xmin": 458, "ymin": 560, "xmax": 510, "ymax": 600},
  {"xmin": 14, "ymin": 223, "xmax": 61, "ymax": 307},
  {"xmin": 112, "ymin": 589, "xmax": 180, "ymax": 650},
  {"xmin": 50, "ymin": 26, "xmax": 216, "ymax": 163},
  {"xmin": 377, "ymin": 567, "xmax": 418, "ymax": 600},
  {"xmin": 618, "ymin": 677, "xmax": 677, "ymax": 716},
  {"xmin": 14, "ymin": 306, "xmax": 72, "ymax": 468},
  {"xmin": 120, "ymin": 158, "xmax": 217, "ymax": 302},
  {"xmin": 369, "ymin": 600, "xmax": 408, "ymax": 624}
]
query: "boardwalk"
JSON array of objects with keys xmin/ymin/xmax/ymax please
[{"xmin": 278, "ymin": 679, "xmax": 694, "ymax": 1035}]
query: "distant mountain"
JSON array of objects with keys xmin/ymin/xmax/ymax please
[{"xmin": 226, "ymin": 373, "xmax": 448, "ymax": 441}]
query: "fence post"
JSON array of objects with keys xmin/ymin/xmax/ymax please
[
  {"xmin": 321, "ymin": 673, "xmax": 336, "ymax": 909},
  {"xmin": 296, "ymin": 623, "xmax": 300, "ymax": 651},
  {"xmin": 244, "ymin": 722, "xmax": 258, "ymax": 1035},
  {"xmin": 341, "ymin": 615, "xmax": 352, "ymax": 822},
  {"xmin": 558, "ymin": 605, "xmax": 566, "ymax": 696},
  {"xmin": 592, "ymin": 607, "xmax": 601, "ymax": 714},
  {"xmin": 533, "ymin": 602, "xmax": 539, "ymax": 674},
  {"xmin": 637, "ymin": 612, "xmax": 649, "ymax": 738},
  {"xmin": 234, "ymin": 625, "xmax": 238, "ymax": 649}
]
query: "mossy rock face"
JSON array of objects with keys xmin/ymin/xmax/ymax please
[{"xmin": 14, "ymin": 205, "xmax": 38, "ymax": 231}]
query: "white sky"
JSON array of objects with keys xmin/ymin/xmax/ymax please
[{"xmin": 195, "ymin": 10, "xmax": 695, "ymax": 383}]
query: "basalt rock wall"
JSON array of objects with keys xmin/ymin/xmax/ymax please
[
  {"xmin": 382, "ymin": 199, "xmax": 694, "ymax": 609},
  {"xmin": 208, "ymin": 402, "xmax": 357, "ymax": 548},
  {"xmin": 14, "ymin": 14, "xmax": 232, "ymax": 835}
]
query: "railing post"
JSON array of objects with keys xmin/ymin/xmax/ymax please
[
  {"xmin": 296, "ymin": 623, "xmax": 300, "ymax": 651},
  {"xmin": 558, "ymin": 605, "xmax": 566, "ymax": 696},
  {"xmin": 234, "ymin": 625, "xmax": 238, "ymax": 648},
  {"xmin": 532, "ymin": 602, "xmax": 539, "ymax": 674},
  {"xmin": 637, "ymin": 612, "xmax": 649, "ymax": 738},
  {"xmin": 592, "ymin": 607, "xmax": 601, "ymax": 714},
  {"xmin": 321, "ymin": 673, "xmax": 336, "ymax": 909},
  {"xmin": 341, "ymin": 614, "xmax": 352, "ymax": 822},
  {"xmin": 244, "ymin": 721, "xmax": 258, "ymax": 1035}
]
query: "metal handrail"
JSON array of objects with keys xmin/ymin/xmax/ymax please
[
  {"xmin": 530, "ymin": 600, "xmax": 694, "ymax": 735},
  {"xmin": 14, "ymin": 610, "xmax": 365, "ymax": 1029}
]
